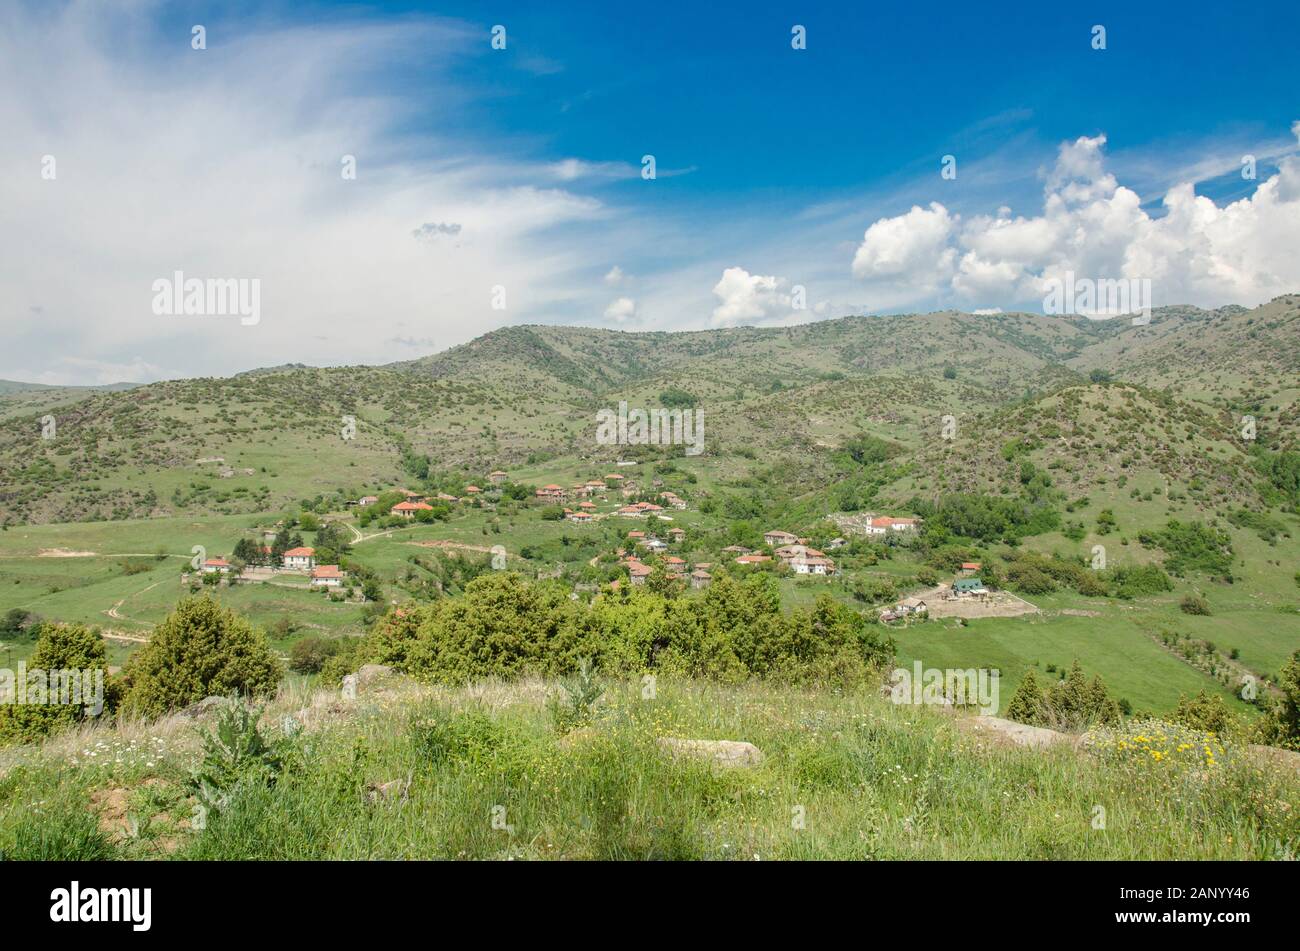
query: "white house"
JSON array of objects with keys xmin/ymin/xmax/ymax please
[
  {"xmin": 201, "ymin": 557, "xmax": 231, "ymax": 575},
  {"xmin": 283, "ymin": 546, "xmax": 315, "ymax": 570},
  {"xmin": 311, "ymin": 565, "xmax": 344, "ymax": 588}
]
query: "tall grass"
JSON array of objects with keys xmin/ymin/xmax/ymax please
[{"xmin": 0, "ymin": 677, "xmax": 1295, "ymax": 860}]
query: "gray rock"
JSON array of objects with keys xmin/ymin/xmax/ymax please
[
  {"xmin": 658, "ymin": 737, "xmax": 765, "ymax": 768},
  {"xmin": 177, "ymin": 696, "xmax": 232, "ymax": 719},
  {"xmin": 956, "ymin": 715, "xmax": 1075, "ymax": 750},
  {"xmin": 356, "ymin": 664, "xmax": 396, "ymax": 686}
]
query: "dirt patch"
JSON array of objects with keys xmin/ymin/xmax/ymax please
[
  {"xmin": 89, "ymin": 778, "xmax": 188, "ymax": 854},
  {"xmin": 407, "ymin": 540, "xmax": 495, "ymax": 554},
  {"xmin": 38, "ymin": 548, "xmax": 96, "ymax": 557},
  {"xmin": 910, "ymin": 585, "xmax": 1039, "ymax": 620}
]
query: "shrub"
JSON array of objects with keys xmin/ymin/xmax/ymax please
[
  {"xmin": 288, "ymin": 637, "xmax": 342, "ymax": 674},
  {"xmin": 0, "ymin": 622, "xmax": 118, "ymax": 745},
  {"xmin": 1179, "ymin": 594, "xmax": 1212, "ymax": 616},
  {"xmin": 122, "ymin": 595, "xmax": 283, "ymax": 717},
  {"xmin": 1256, "ymin": 650, "xmax": 1300, "ymax": 751},
  {"xmin": 546, "ymin": 658, "xmax": 605, "ymax": 734},
  {"xmin": 188, "ymin": 702, "xmax": 290, "ymax": 818}
]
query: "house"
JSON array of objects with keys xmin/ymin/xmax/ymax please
[
  {"xmin": 660, "ymin": 492, "xmax": 687, "ymax": 510},
  {"xmin": 870, "ymin": 516, "xmax": 920, "ymax": 533},
  {"xmin": 489, "ymin": 470, "xmax": 508, "ymax": 484},
  {"xmin": 722, "ymin": 545, "xmax": 752, "ymax": 554},
  {"xmin": 400, "ymin": 489, "xmax": 426, "ymax": 502},
  {"xmin": 627, "ymin": 530, "xmax": 646, "ymax": 540},
  {"xmin": 790, "ymin": 554, "xmax": 836, "ymax": 576},
  {"xmin": 764, "ymin": 530, "xmax": 799, "ymax": 547},
  {"xmin": 897, "ymin": 597, "xmax": 928, "ymax": 616},
  {"xmin": 627, "ymin": 561, "xmax": 653, "ymax": 586},
  {"xmin": 283, "ymin": 546, "xmax": 316, "ymax": 570},
  {"xmin": 953, "ymin": 578, "xmax": 988, "ymax": 597},
  {"xmin": 578, "ymin": 500, "xmax": 597, "ymax": 511},
  {"xmin": 617, "ymin": 505, "xmax": 644, "ymax": 517},
  {"xmin": 435, "ymin": 493, "xmax": 459, "ymax": 503},
  {"xmin": 357, "ymin": 495, "xmax": 379, "ymax": 507},
  {"xmin": 536, "ymin": 484, "xmax": 566, "ymax": 501},
  {"xmin": 664, "ymin": 556, "xmax": 686, "ymax": 573},
  {"xmin": 735, "ymin": 554, "xmax": 772, "ymax": 565},
  {"xmin": 566, "ymin": 510, "xmax": 593, "ymax": 523},
  {"xmin": 959, "ymin": 562, "xmax": 982, "ymax": 575},
  {"xmin": 201, "ymin": 557, "xmax": 231, "ymax": 575},
  {"xmin": 690, "ymin": 569, "xmax": 712, "ymax": 590},
  {"xmin": 310, "ymin": 565, "xmax": 345, "ymax": 588},
  {"xmin": 604, "ymin": 473, "xmax": 624, "ymax": 482},
  {"xmin": 464, "ymin": 485, "xmax": 482, "ymax": 495},
  {"xmin": 644, "ymin": 538, "xmax": 668, "ymax": 553},
  {"xmin": 392, "ymin": 500, "xmax": 433, "ymax": 519},
  {"xmin": 667, "ymin": 527, "xmax": 686, "ymax": 542},
  {"xmin": 827, "ymin": 537, "xmax": 847, "ymax": 550}
]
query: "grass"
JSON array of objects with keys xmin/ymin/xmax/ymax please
[{"xmin": 1, "ymin": 674, "xmax": 1295, "ymax": 861}]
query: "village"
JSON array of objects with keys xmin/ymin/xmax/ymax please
[{"xmin": 180, "ymin": 467, "xmax": 1031, "ymax": 624}]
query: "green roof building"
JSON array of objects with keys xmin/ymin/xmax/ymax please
[{"xmin": 953, "ymin": 578, "xmax": 986, "ymax": 594}]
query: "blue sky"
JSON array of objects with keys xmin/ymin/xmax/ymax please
[{"xmin": 3, "ymin": 0, "xmax": 1299, "ymax": 382}]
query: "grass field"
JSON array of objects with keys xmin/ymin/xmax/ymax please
[{"xmin": 1, "ymin": 674, "xmax": 1294, "ymax": 860}]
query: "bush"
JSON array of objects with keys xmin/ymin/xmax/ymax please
[
  {"xmin": 188, "ymin": 702, "xmax": 290, "ymax": 818},
  {"xmin": 122, "ymin": 595, "xmax": 283, "ymax": 717},
  {"xmin": 1179, "ymin": 594, "xmax": 1212, "ymax": 616},
  {"xmin": 288, "ymin": 637, "xmax": 342, "ymax": 674},
  {"xmin": 0, "ymin": 622, "xmax": 119, "ymax": 745}
]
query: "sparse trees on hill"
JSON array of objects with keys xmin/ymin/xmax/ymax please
[{"xmin": 1005, "ymin": 661, "xmax": 1120, "ymax": 732}]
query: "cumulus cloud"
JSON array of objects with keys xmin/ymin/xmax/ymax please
[
  {"xmin": 851, "ymin": 129, "xmax": 1300, "ymax": 311},
  {"xmin": 603, "ymin": 296, "xmax": 638, "ymax": 323},
  {"xmin": 710, "ymin": 267, "xmax": 803, "ymax": 326},
  {"xmin": 604, "ymin": 265, "xmax": 626, "ymax": 286}
]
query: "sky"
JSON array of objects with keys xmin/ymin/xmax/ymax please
[{"xmin": 3, "ymin": 0, "xmax": 1300, "ymax": 384}]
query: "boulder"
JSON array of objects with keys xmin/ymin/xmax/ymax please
[
  {"xmin": 955, "ymin": 715, "xmax": 1076, "ymax": 750},
  {"xmin": 356, "ymin": 664, "xmax": 396, "ymax": 686},
  {"xmin": 177, "ymin": 696, "xmax": 232, "ymax": 719},
  {"xmin": 658, "ymin": 737, "xmax": 765, "ymax": 768}
]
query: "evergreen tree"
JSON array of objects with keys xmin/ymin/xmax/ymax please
[{"xmin": 1006, "ymin": 668, "xmax": 1046, "ymax": 725}]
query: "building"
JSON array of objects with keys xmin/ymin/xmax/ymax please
[
  {"xmin": 959, "ymin": 562, "xmax": 982, "ymax": 575},
  {"xmin": 644, "ymin": 537, "xmax": 668, "ymax": 553},
  {"xmin": 690, "ymin": 569, "xmax": 712, "ymax": 589},
  {"xmin": 464, "ymin": 485, "xmax": 482, "ymax": 495},
  {"xmin": 283, "ymin": 546, "xmax": 316, "ymax": 570},
  {"xmin": 722, "ymin": 545, "xmax": 752, "ymax": 555},
  {"xmin": 953, "ymin": 578, "xmax": 988, "ymax": 596},
  {"xmin": 827, "ymin": 537, "xmax": 847, "ymax": 550},
  {"xmin": 578, "ymin": 501, "xmax": 597, "ymax": 511},
  {"xmin": 201, "ymin": 557, "xmax": 231, "ymax": 574},
  {"xmin": 566, "ymin": 510, "xmax": 593, "ymax": 523},
  {"xmin": 764, "ymin": 530, "xmax": 799, "ymax": 547},
  {"xmin": 311, "ymin": 565, "xmax": 344, "ymax": 588},
  {"xmin": 536, "ymin": 484, "xmax": 566, "ymax": 501},
  {"xmin": 489, "ymin": 470, "xmax": 508, "ymax": 484},
  {"xmin": 790, "ymin": 554, "xmax": 836, "ymax": 576},
  {"xmin": 667, "ymin": 527, "xmax": 686, "ymax": 542},
  {"xmin": 627, "ymin": 561, "xmax": 653, "ymax": 586},
  {"xmin": 869, "ymin": 516, "xmax": 921, "ymax": 533},
  {"xmin": 660, "ymin": 492, "xmax": 687, "ymax": 510},
  {"xmin": 664, "ymin": 556, "xmax": 686, "ymax": 573},
  {"xmin": 392, "ymin": 500, "xmax": 433, "ymax": 519},
  {"xmin": 735, "ymin": 554, "xmax": 772, "ymax": 565},
  {"xmin": 357, "ymin": 495, "xmax": 379, "ymax": 506},
  {"xmin": 897, "ymin": 596, "xmax": 928, "ymax": 616}
]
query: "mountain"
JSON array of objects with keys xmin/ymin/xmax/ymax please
[{"xmin": 0, "ymin": 298, "xmax": 1296, "ymax": 526}]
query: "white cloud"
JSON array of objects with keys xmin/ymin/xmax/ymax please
[
  {"xmin": 0, "ymin": 4, "xmax": 610, "ymax": 383},
  {"xmin": 604, "ymin": 265, "xmax": 626, "ymax": 286},
  {"xmin": 850, "ymin": 128, "xmax": 1300, "ymax": 311},
  {"xmin": 603, "ymin": 296, "xmax": 637, "ymax": 323},
  {"xmin": 709, "ymin": 267, "xmax": 803, "ymax": 327}
]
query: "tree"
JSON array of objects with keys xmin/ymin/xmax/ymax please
[
  {"xmin": 1256, "ymin": 650, "xmax": 1300, "ymax": 751},
  {"xmin": 122, "ymin": 595, "xmax": 283, "ymax": 717},
  {"xmin": 0, "ymin": 623, "xmax": 118, "ymax": 744},
  {"xmin": 1006, "ymin": 668, "xmax": 1046, "ymax": 725}
]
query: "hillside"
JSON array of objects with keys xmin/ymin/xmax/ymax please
[{"xmin": 3, "ymin": 299, "xmax": 1296, "ymax": 526}]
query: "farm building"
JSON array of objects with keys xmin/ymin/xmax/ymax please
[
  {"xmin": 283, "ymin": 547, "xmax": 316, "ymax": 570},
  {"xmin": 310, "ymin": 565, "xmax": 345, "ymax": 588}
]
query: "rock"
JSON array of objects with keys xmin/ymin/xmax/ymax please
[
  {"xmin": 364, "ymin": 777, "xmax": 410, "ymax": 804},
  {"xmin": 356, "ymin": 664, "xmax": 396, "ymax": 686},
  {"xmin": 658, "ymin": 737, "xmax": 765, "ymax": 768},
  {"xmin": 1249, "ymin": 744, "xmax": 1300, "ymax": 773},
  {"xmin": 955, "ymin": 716, "xmax": 1077, "ymax": 750},
  {"xmin": 177, "ymin": 696, "xmax": 232, "ymax": 719}
]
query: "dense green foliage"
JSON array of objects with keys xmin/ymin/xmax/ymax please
[
  {"xmin": 121, "ymin": 595, "xmax": 283, "ymax": 717},
  {"xmin": 350, "ymin": 572, "xmax": 894, "ymax": 687}
]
